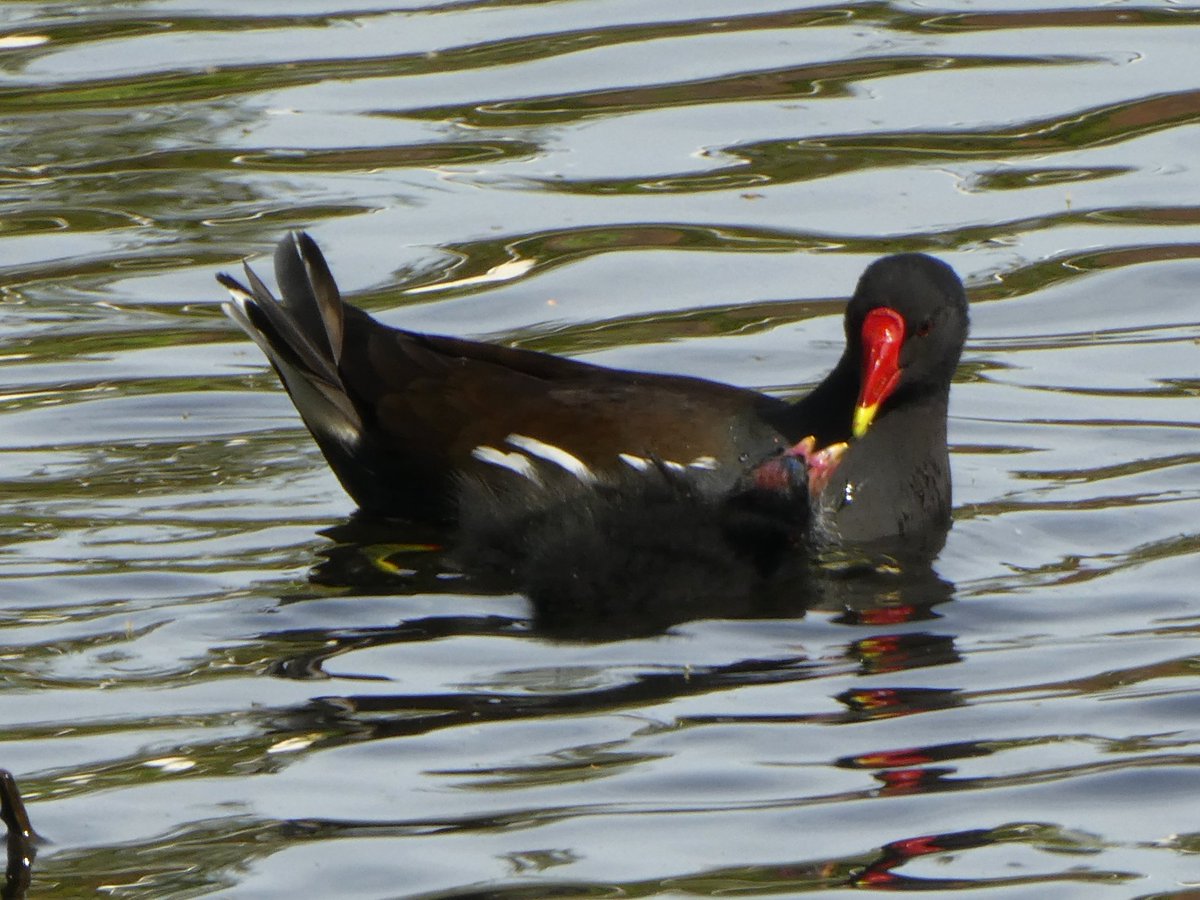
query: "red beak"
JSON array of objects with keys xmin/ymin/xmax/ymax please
[{"xmin": 853, "ymin": 307, "xmax": 905, "ymax": 438}]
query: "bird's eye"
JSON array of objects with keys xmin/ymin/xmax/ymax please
[{"xmin": 915, "ymin": 318, "xmax": 934, "ymax": 337}]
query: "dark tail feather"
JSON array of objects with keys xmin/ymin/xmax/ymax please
[
  {"xmin": 219, "ymin": 233, "xmax": 363, "ymax": 451},
  {"xmin": 274, "ymin": 231, "xmax": 344, "ymax": 366}
]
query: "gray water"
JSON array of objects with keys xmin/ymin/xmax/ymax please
[{"xmin": 3, "ymin": 1, "xmax": 1200, "ymax": 897}]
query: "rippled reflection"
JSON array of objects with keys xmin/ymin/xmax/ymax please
[{"xmin": 3, "ymin": 1, "xmax": 1200, "ymax": 897}]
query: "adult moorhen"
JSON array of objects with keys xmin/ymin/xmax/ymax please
[{"xmin": 220, "ymin": 233, "xmax": 968, "ymax": 548}]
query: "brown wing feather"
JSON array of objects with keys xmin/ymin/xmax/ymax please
[{"xmin": 336, "ymin": 307, "xmax": 786, "ymax": 486}]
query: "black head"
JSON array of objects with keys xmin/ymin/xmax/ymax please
[
  {"xmin": 846, "ymin": 253, "xmax": 969, "ymax": 391},
  {"xmin": 840, "ymin": 254, "xmax": 968, "ymax": 436}
]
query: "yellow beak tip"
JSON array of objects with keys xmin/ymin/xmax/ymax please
[{"xmin": 852, "ymin": 405, "xmax": 877, "ymax": 439}]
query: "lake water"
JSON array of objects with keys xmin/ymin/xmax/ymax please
[{"xmin": 3, "ymin": 1, "xmax": 1200, "ymax": 897}]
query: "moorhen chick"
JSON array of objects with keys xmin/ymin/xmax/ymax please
[
  {"xmin": 220, "ymin": 233, "xmax": 968, "ymax": 548},
  {"xmin": 457, "ymin": 437, "xmax": 845, "ymax": 637}
]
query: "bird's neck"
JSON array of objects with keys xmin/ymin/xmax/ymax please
[{"xmin": 769, "ymin": 353, "xmax": 859, "ymax": 446}]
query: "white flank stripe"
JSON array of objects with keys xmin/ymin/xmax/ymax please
[
  {"xmin": 618, "ymin": 453, "xmax": 651, "ymax": 472},
  {"xmin": 472, "ymin": 445, "xmax": 541, "ymax": 482},
  {"xmin": 506, "ymin": 434, "xmax": 595, "ymax": 482},
  {"xmin": 688, "ymin": 455, "xmax": 718, "ymax": 470}
]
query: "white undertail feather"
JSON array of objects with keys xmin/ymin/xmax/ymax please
[
  {"xmin": 222, "ymin": 291, "xmax": 271, "ymax": 355},
  {"xmin": 222, "ymin": 288, "xmax": 363, "ymax": 451}
]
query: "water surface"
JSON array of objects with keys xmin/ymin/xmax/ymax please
[{"xmin": 2, "ymin": 1, "xmax": 1200, "ymax": 897}]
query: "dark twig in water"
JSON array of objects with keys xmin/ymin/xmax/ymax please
[{"xmin": 1, "ymin": 770, "xmax": 37, "ymax": 900}]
